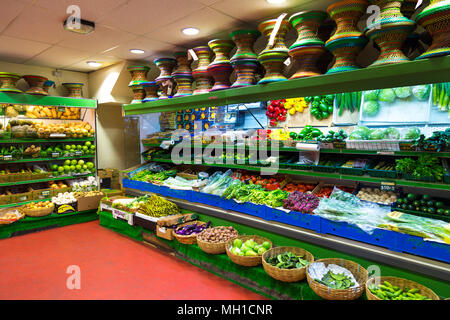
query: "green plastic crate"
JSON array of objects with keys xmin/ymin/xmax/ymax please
[{"xmin": 393, "ymin": 207, "xmax": 450, "ymax": 223}]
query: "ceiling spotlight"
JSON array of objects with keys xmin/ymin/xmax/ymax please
[
  {"xmin": 130, "ymin": 49, "xmax": 145, "ymax": 54},
  {"xmin": 63, "ymin": 18, "xmax": 95, "ymax": 35},
  {"xmin": 266, "ymin": 0, "xmax": 286, "ymax": 4},
  {"xmin": 87, "ymin": 61, "xmax": 101, "ymax": 67},
  {"xmin": 182, "ymin": 27, "xmax": 199, "ymax": 36}
]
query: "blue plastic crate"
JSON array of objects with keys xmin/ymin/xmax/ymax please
[
  {"xmin": 230, "ymin": 201, "xmax": 266, "ymax": 220},
  {"xmin": 321, "ymin": 219, "xmax": 400, "ymax": 252},
  {"xmin": 164, "ymin": 188, "xmax": 192, "ymax": 202},
  {"xmin": 122, "ymin": 178, "xmax": 137, "ymax": 189},
  {"xmin": 397, "ymin": 233, "xmax": 450, "ymax": 264},
  {"xmin": 266, "ymin": 208, "xmax": 321, "ymax": 233}
]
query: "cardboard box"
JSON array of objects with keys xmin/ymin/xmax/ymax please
[
  {"xmin": 0, "ymin": 195, "xmax": 11, "ymax": 205},
  {"xmin": 156, "ymin": 225, "xmax": 175, "ymax": 240},
  {"xmin": 12, "ymin": 191, "xmax": 33, "ymax": 203},
  {"xmin": 77, "ymin": 193, "xmax": 105, "ymax": 211},
  {"xmin": 98, "ymin": 169, "xmax": 113, "ymax": 179},
  {"xmin": 157, "ymin": 213, "xmax": 198, "ymax": 227},
  {"xmin": 32, "ymin": 188, "xmax": 52, "ymax": 200}
]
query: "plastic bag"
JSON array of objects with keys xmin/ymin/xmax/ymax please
[
  {"xmin": 200, "ymin": 169, "xmax": 233, "ymax": 196},
  {"xmin": 0, "ymin": 209, "xmax": 22, "ymax": 224}
]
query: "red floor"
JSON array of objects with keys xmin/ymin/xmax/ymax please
[{"xmin": 0, "ymin": 221, "xmax": 267, "ymax": 300}]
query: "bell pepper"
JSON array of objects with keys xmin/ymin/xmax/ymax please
[{"xmin": 289, "ymin": 132, "xmax": 298, "ymax": 139}]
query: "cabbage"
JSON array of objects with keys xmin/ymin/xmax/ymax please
[
  {"xmin": 384, "ymin": 127, "xmax": 401, "ymax": 140},
  {"xmin": 403, "ymin": 127, "xmax": 421, "ymax": 140},
  {"xmin": 349, "ymin": 126, "xmax": 373, "ymax": 140},
  {"xmin": 393, "ymin": 86, "xmax": 412, "ymax": 99},
  {"xmin": 378, "ymin": 88, "xmax": 396, "ymax": 103},
  {"xmin": 364, "ymin": 90, "xmax": 379, "ymax": 101},
  {"xmin": 369, "ymin": 128, "xmax": 386, "ymax": 140},
  {"xmin": 412, "ymin": 85, "xmax": 430, "ymax": 101},
  {"xmin": 363, "ymin": 100, "xmax": 380, "ymax": 117}
]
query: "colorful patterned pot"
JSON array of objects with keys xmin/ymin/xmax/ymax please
[
  {"xmin": 208, "ymin": 39, "xmax": 235, "ymax": 64},
  {"xmin": 23, "ymin": 75, "xmax": 48, "ymax": 95},
  {"xmin": 257, "ymin": 51, "xmax": 288, "ymax": 84},
  {"xmin": 230, "ymin": 30, "xmax": 261, "ymax": 62},
  {"xmin": 415, "ymin": 0, "xmax": 450, "ymax": 59},
  {"xmin": 258, "ymin": 19, "xmax": 291, "ymax": 55},
  {"xmin": 325, "ymin": 0, "xmax": 369, "ymax": 73},
  {"xmin": 289, "ymin": 45, "xmax": 328, "ymax": 78},
  {"xmin": 127, "ymin": 65, "xmax": 150, "ymax": 86},
  {"xmin": 207, "ymin": 63, "xmax": 233, "ymax": 91},
  {"xmin": 0, "ymin": 72, "xmax": 22, "ymax": 93},
  {"xmin": 154, "ymin": 58, "xmax": 176, "ymax": 100},
  {"xmin": 141, "ymin": 81, "xmax": 159, "ymax": 102},
  {"xmin": 62, "ymin": 83, "xmax": 84, "ymax": 98},
  {"xmin": 192, "ymin": 46, "xmax": 213, "ymax": 94},
  {"xmin": 172, "ymin": 52, "xmax": 193, "ymax": 97},
  {"xmin": 371, "ymin": 0, "xmax": 406, "ymax": 20},
  {"xmin": 401, "ymin": 0, "xmax": 420, "ymax": 18},
  {"xmin": 231, "ymin": 59, "xmax": 260, "ymax": 88},
  {"xmin": 43, "ymin": 80, "xmax": 55, "ymax": 94},
  {"xmin": 129, "ymin": 84, "xmax": 145, "ymax": 104}
]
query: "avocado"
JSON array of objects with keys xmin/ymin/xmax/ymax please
[
  {"xmin": 413, "ymin": 200, "xmax": 420, "ymax": 207},
  {"xmin": 437, "ymin": 208, "xmax": 445, "ymax": 215},
  {"xmin": 427, "ymin": 200, "xmax": 436, "ymax": 207},
  {"xmin": 407, "ymin": 193, "xmax": 416, "ymax": 201},
  {"xmin": 422, "ymin": 194, "xmax": 431, "ymax": 201},
  {"xmin": 435, "ymin": 201, "xmax": 444, "ymax": 208},
  {"xmin": 428, "ymin": 207, "xmax": 436, "ymax": 214},
  {"xmin": 421, "ymin": 206, "xmax": 428, "ymax": 212},
  {"xmin": 401, "ymin": 204, "xmax": 408, "ymax": 210},
  {"xmin": 420, "ymin": 200, "xmax": 427, "ymax": 206},
  {"xmin": 407, "ymin": 204, "xmax": 414, "ymax": 211}
]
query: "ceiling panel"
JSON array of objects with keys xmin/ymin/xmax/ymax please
[
  {"xmin": 65, "ymin": 54, "xmax": 122, "ymax": 72},
  {"xmin": 0, "ymin": 35, "xmax": 51, "ymax": 64},
  {"xmin": 26, "ymin": 45, "xmax": 92, "ymax": 69},
  {"xmin": 0, "ymin": 0, "xmax": 27, "ymax": 33},
  {"xmin": 57, "ymin": 24, "xmax": 136, "ymax": 54},
  {"xmin": 145, "ymin": 7, "xmax": 242, "ymax": 48},
  {"xmin": 97, "ymin": 0, "xmax": 206, "ymax": 35},
  {"xmin": 2, "ymin": 5, "xmax": 68, "ymax": 44}
]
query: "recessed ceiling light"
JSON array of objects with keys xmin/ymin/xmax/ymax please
[
  {"xmin": 130, "ymin": 49, "xmax": 145, "ymax": 54},
  {"xmin": 182, "ymin": 27, "xmax": 199, "ymax": 36},
  {"xmin": 266, "ymin": 0, "xmax": 286, "ymax": 4},
  {"xmin": 63, "ymin": 18, "xmax": 95, "ymax": 35},
  {"xmin": 87, "ymin": 61, "xmax": 101, "ymax": 67}
]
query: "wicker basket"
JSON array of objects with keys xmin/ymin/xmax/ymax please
[
  {"xmin": 20, "ymin": 204, "xmax": 54, "ymax": 217},
  {"xmin": 225, "ymin": 235, "xmax": 273, "ymax": 267},
  {"xmin": 197, "ymin": 226, "xmax": 238, "ymax": 254},
  {"xmin": 306, "ymin": 258, "xmax": 368, "ymax": 300},
  {"xmin": 262, "ymin": 246, "xmax": 314, "ymax": 282},
  {"xmin": 173, "ymin": 221, "xmax": 208, "ymax": 245},
  {"xmin": 365, "ymin": 276, "xmax": 440, "ymax": 300}
]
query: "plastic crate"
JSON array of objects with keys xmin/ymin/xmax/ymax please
[
  {"xmin": 366, "ymin": 167, "xmax": 398, "ymax": 179},
  {"xmin": 338, "ymin": 166, "xmax": 366, "ymax": 176},
  {"xmin": 312, "ymin": 163, "xmax": 339, "ymax": 173},
  {"xmin": 266, "ymin": 207, "xmax": 321, "ymax": 233},
  {"xmin": 397, "ymin": 233, "xmax": 450, "ymax": 264},
  {"xmin": 402, "ymin": 173, "xmax": 438, "ymax": 183},
  {"xmin": 288, "ymin": 163, "xmax": 312, "ymax": 171},
  {"xmin": 320, "ymin": 219, "xmax": 401, "ymax": 252},
  {"xmin": 164, "ymin": 188, "xmax": 192, "ymax": 202},
  {"xmin": 193, "ymin": 192, "xmax": 233, "ymax": 211},
  {"xmin": 230, "ymin": 201, "xmax": 267, "ymax": 219},
  {"xmin": 443, "ymin": 174, "xmax": 450, "ymax": 184}
]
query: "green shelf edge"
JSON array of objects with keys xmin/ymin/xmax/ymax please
[
  {"xmin": 150, "ymin": 158, "xmax": 450, "ymax": 190},
  {"xmin": 124, "ymin": 55, "xmax": 450, "ymax": 115},
  {"xmin": 0, "ymin": 155, "xmax": 95, "ymax": 164},
  {"xmin": 0, "ymin": 92, "xmax": 97, "ymax": 108},
  {"xmin": 0, "ymin": 197, "xmax": 52, "ymax": 209},
  {"xmin": 0, "ymin": 173, "xmax": 95, "ymax": 187},
  {"xmin": 0, "ymin": 137, "xmax": 95, "ymax": 144}
]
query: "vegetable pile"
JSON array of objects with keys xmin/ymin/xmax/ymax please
[
  {"xmin": 316, "ymin": 186, "xmax": 354, "ymax": 198},
  {"xmin": 395, "ymin": 154, "xmax": 445, "ymax": 181},
  {"xmin": 265, "ymin": 252, "xmax": 309, "ymax": 269},
  {"xmin": 266, "ymin": 99, "xmax": 287, "ymax": 127},
  {"xmin": 197, "ymin": 226, "xmax": 238, "ymax": 243},
  {"xmin": 136, "ymin": 194, "xmax": 179, "ymax": 217},
  {"xmin": 394, "ymin": 193, "xmax": 449, "ymax": 216},
  {"xmin": 229, "ymin": 238, "xmax": 271, "ymax": 257},
  {"xmin": 282, "ymin": 182, "xmax": 315, "ymax": 193},
  {"xmin": 174, "ymin": 221, "xmax": 211, "ymax": 236},
  {"xmin": 413, "ymin": 129, "xmax": 450, "ymax": 152},
  {"xmin": 356, "ymin": 188, "xmax": 398, "ymax": 205},
  {"xmin": 317, "ymin": 129, "xmax": 348, "ymax": 143},
  {"xmin": 132, "ymin": 169, "xmax": 177, "ymax": 183},
  {"xmin": 368, "ymin": 281, "xmax": 431, "ymax": 300},
  {"xmin": 284, "ymin": 97, "xmax": 308, "ymax": 116},
  {"xmin": 305, "ymin": 95, "xmax": 334, "ymax": 120},
  {"xmin": 315, "ymin": 270, "xmax": 356, "ymax": 290},
  {"xmin": 432, "ymin": 82, "xmax": 449, "ymax": 113},
  {"xmin": 290, "ymin": 125, "xmax": 323, "ymax": 141},
  {"xmin": 336, "ymin": 92, "xmax": 361, "ymax": 116},
  {"xmin": 282, "ymin": 191, "xmax": 320, "ymax": 214}
]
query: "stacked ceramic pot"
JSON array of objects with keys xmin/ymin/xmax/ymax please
[
  {"xmin": 172, "ymin": 51, "xmax": 194, "ymax": 97},
  {"xmin": 0, "ymin": 73, "xmax": 22, "ymax": 93},
  {"xmin": 127, "ymin": 65, "xmax": 150, "ymax": 104},
  {"xmin": 154, "ymin": 58, "xmax": 177, "ymax": 99},
  {"xmin": 43, "ymin": 80, "xmax": 55, "ymax": 94},
  {"xmin": 141, "ymin": 82, "xmax": 159, "ymax": 102},
  {"xmin": 63, "ymin": 83, "xmax": 84, "ymax": 98},
  {"xmin": 257, "ymin": 19, "xmax": 291, "ymax": 83},
  {"xmin": 288, "ymin": 11, "xmax": 328, "ymax": 79},
  {"xmin": 401, "ymin": 0, "xmax": 420, "ymax": 18},
  {"xmin": 325, "ymin": 0, "xmax": 369, "ymax": 74},
  {"xmin": 207, "ymin": 39, "xmax": 235, "ymax": 91},
  {"xmin": 23, "ymin": 75, "xmax": 49, "ymax": 95},
  {"xmin": 229, "ymin": 30, "xmax": 261, "ymax": 87},
  {"xmin": 364, "ymin": 0, "xmax": 416, "ymax": 66},
  {"xmin": 192, "ymin": 46, "xmax": 214, "ymax": 94},
  {"xmin": 415, "ymin": 0, "xmax": 450, "ymax": 59}
]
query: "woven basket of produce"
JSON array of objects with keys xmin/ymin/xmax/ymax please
[
  {"xmin": 20, "ymin": 201, "xmax": 54, "ymax": 217},
  {"xmin": 173, "ymin": 221, "xmax": 210, "ymax": 245},
  {"xmin": 366, "ymin": 276, "xmax": 439, "ymax": 300},
  {"xmin": 306, "ymin": 258, "xmax": 368, "ymax": 300},
  {"xmin": 262, "ymin": 246, "xmax": 314, "ymax": 282},
  {"xmin": 225, "ymin": 235, "xmax": 273, "ymax": 267},
  {"xmin": 197, "ymin": 226, "xmax": 238, "ymax": 254}
]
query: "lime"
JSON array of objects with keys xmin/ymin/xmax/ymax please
[
  {"xmin": 65, "ymin": 145, "xmax": 71, "ymax": 150},
  {"xmin": 71, "ymin": 144, "xmax": 76, "ymax": 150},
  {"xmin": 240, "ymin": 245, "xmax": 250, "ymax": 253},
  {"xmin": 76, "ymin": 165, "xmax": 82, "ymax": 171},
  {"xmin": 82, "ymin": 146, "xmax": 88, "ymax": 151},
  {"xmin": 90, "ymin": 145, "xmax": 95, "ymax": 150},
  {"xmin": 86, "ymin": 162, "xmax": 94, "ymax": 169},
  {"xmin": 58, "ymin": 166, "xmax": 64, "ymax": 172},
  {"xmin": 77, "ymin": 145, "xmax": 82, "ymax": 150},
  {"xmin": 244, "ymin": 239, "xmax": 255, "ymax": 249},
  {"xmin": 262, "ymin": 241, "xmax": 271, "ymax": 250},
  {"xmin": 64, "ymin": 160, "xmax": 71, "ymax": 166},
  {"xmin": 70, "ymin": 165, "xmax": 76, "ymax": 171},
  {"xmin": 245, "ymin": 250, "xmax": 257, "ymax": 257},
  {"xmin": 64, "ymin": 165, "xmax": 70, "ymax": 172},
  {"xmin": 233, "ymin": 238, "xmax": 243, "ymax": 248},
  {"xmin": 82, "ymin": 165, "xmax": 88, "ymax": 170},
  {"xmin": 78, "ymin": 160, "xmax": 85, "ymax": 166},
  {"xmin": 257, "ymin": 247, "xmax": 267, "ymax": 255},
  {"xmin": 52, "ymin": 171, "xmax": 59, "ymax": 177},
  {"xmin": 51, "ymin": 164, "xmax": 58, "ymax": 171}
]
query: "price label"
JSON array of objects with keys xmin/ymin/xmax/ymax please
[
  {"xmin": 52, "ymin": 152, "xmax": 60, "ymax": 158},
  {"xmin": 377, "ymin": 151, "xmax": 395, "ymax": 156},
  {"xmin": 3, "ymin": 155, "xmax": 12, "ymax": 161},
  {"xmin": 75, "ymin": 151, "xmax": 82, "ymax": 156},
  {"xmin": 380, "ymin": 181, "xmax": 396, "ymax": 191},
  {"xmin": 41, "ymin": 191, "xmax": 50, "ymax": 197},
  {"xmin": 58, "ymin": 107, "xmax": 66, "ymax": 113}
]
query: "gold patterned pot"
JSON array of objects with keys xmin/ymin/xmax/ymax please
[
  {"xmin": 141, "ymin": 81, "xmax": 159, "ymax": 102},
  {"xmin": 258, "ymin": 19, "xmax": 291, "ymax": 55},
  {"xmin": 43, "ymin": 80, "xmax": 55, "ymax": 94},
  {"xmin": 172, "ymin": 51, "xmax": 193, "ymax": 97},
  {"xmin": 62, "ymin": 83, "xmax": 84, "ymax": 98},
  {"xmin": 23, "ymin": 75, "xmax": 48, "ymax": 95},
  {"xmin": 127, "ymin": 65, "xmax": 150, "ymax": 86},
  {"xmin": 129, "ymin": 84, "xmax": 145, "ymax": 104},
  {"xmin": 192, "ymin": 46, "xmax": 213, "ymax": 94},
  {"xmin": 154, "ymin": 58, "xmax": 177, "ymax": 99},
  {"xmin": 208, "ymin": 39, "xmax": 235, "ymax": 64},
  {"xmin": 0, "ymin": 72, "xmax": 22, "ymax": 93},
  {"xmin": 230, "ymin": 29, "xmax": 261, "ymax": 62}
]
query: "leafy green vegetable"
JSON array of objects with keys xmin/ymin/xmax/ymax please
[
  {"xmin": 364, "ymin": 90, "xmax": 379, "ymax": 101},
  {"xmin": 395, "ymin": 155, "xmax": 445, "ymax": 180},
  {"xmin": 384, "ymin": 127, "xmax": 401, "ymax": 140},
  {"xmin": 403, "ymin": 127, "xmax": 421, "ymax": 140},
  {"xmin": 369, "ymin": 128, "xmax": 386, "ymax": 140},
  {"xmin": 393, "ymin": 86, "xmax": 412, "ymax": 99},
  {"xmin": 349, "ymin": 126, "xmax": 373, "ymax": 140},
  {"xmin": 363, "ymin": 100, "xmax": 380, "ymax": 117},
  {"xmin": 412, "ymin": 85, "xmax": 430, "ymax": 101},
  {"xmin": 378, "ymin": 88, "xmax": 396, "ymax": 103}
]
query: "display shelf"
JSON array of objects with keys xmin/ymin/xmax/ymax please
[
  {"xmin": 0, "ymin": 92, "xmax": 97, "ymax": 108},
  {"xmin": 149, "ymin": 158, "xmax": 450, "ymax": 190},
  {"xmin": 123, "ymin": 55, "xmax": 450, "ymax": 115},
  {"xmin": 0, "ymin": 137, "xmax": 95, "ymax": 144},
  {"xmin": 0, "ymin": 173, "xmax": 95, "ymax": 187},
  {"xmin": 0, "ymin": 197, "xmax": 52, "ymax": 209},
  {"xmin": 0, "ymin": 155, "xmax": 94, "ymax": 164}
]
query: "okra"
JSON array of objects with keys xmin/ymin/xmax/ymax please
[{"xmin": 408, "ymin": 288, "xmax": 419, "ymax": 294}]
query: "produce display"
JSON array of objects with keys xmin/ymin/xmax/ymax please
[
  {"xmin": 340, "ymin": 158, "xmax": 369, "ymax": 170},
  {"xmin": 266, "ymin": 99, "xmax": 287, "ymax": 127},
  {"xmin": 282, "ymin": 182, "xmax": 315, "ymax": 193},
  {"xmin": 356, "ymin": 188, "xmax": 398, "ymax": 205},
  {"xmin": 367, "ymin": 281, "xmax": 432, "ymax": 300},
  {"xmin": 133, "ymin": 194, "xmax": 179, "ymax": 218},
  {"xmin": 290, "ymin": 125, "xmax": 323, "ymax": 141},
  {"xmin": 131, "ymin": 169, "xmax": 177, "ymax": 183},
  {"xmin": 315, "ymin": 185, "xmax": 354, "ymax": 198},
  {"xmin": 73, "ymin": 191, "xmax": 104, "ymax": 198},
  {"xmin": 265, "ymin": 251, "xmax": 310, "ymax": 269},
  {"xmin": 69, "ymin": 176, "xmax": 98, "ymax": 192},
  {"xmin": 395, "ymin": 154, "xmax": 446, "ymax": 181},
  {"xmin": 335, "ymin": 92, "xmax": 361, "ymax": 116},
  {"xmin": 315, "ymin": 270, "xmax": 355, "ymax": 290},
  {"xmin": 394, "ymin": 193, "xmax": 449, "ymax": 217},
  {"xmin": 413, "ymin": 129, "xmax": 449, "ymax": 152},
  {"xmin": 229, "ymin": 237, "xmax": 271, "ymax": 257},
  {"xmin": 283, "ymin": 191, "xmax": 320, "ymax": 214},
  {"xmin": 283, "ymin": 97, "xmax": 308, "ymax": 116},
  {"xmin": 50, "ymin": 159, "xmax": 95, "ymax": 176},
  {"xmin": 0, "ymin": 209, "xmax": 23, "ymax": 224},
  {"xmin": 305, "ymin": 95, "xmax": 334, "ymax": 120},
  {"xmin": 308, "ymin": 262, "xmax": 358, "ymax": 289},
  {"xmin": 174, "ymin": 221, "xmax": 211, "ymax": 236},
  {"xmin": 433, "ymin": 82, "xmax": 450, "ymax": 113},
  {"xmin": 22, "ymin": 201, "xmax": 54, "ymax": 210},
  {"xmin": 51, "ymin": 192, "xmax": 77, "ymax": 206},
  {"xmin": 197, "ymin": 226, "xmax": 238, "ymax": 243},
  {"xmin": 317, "ymin": 129, "xmax": 348, "ymax": 144}
]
